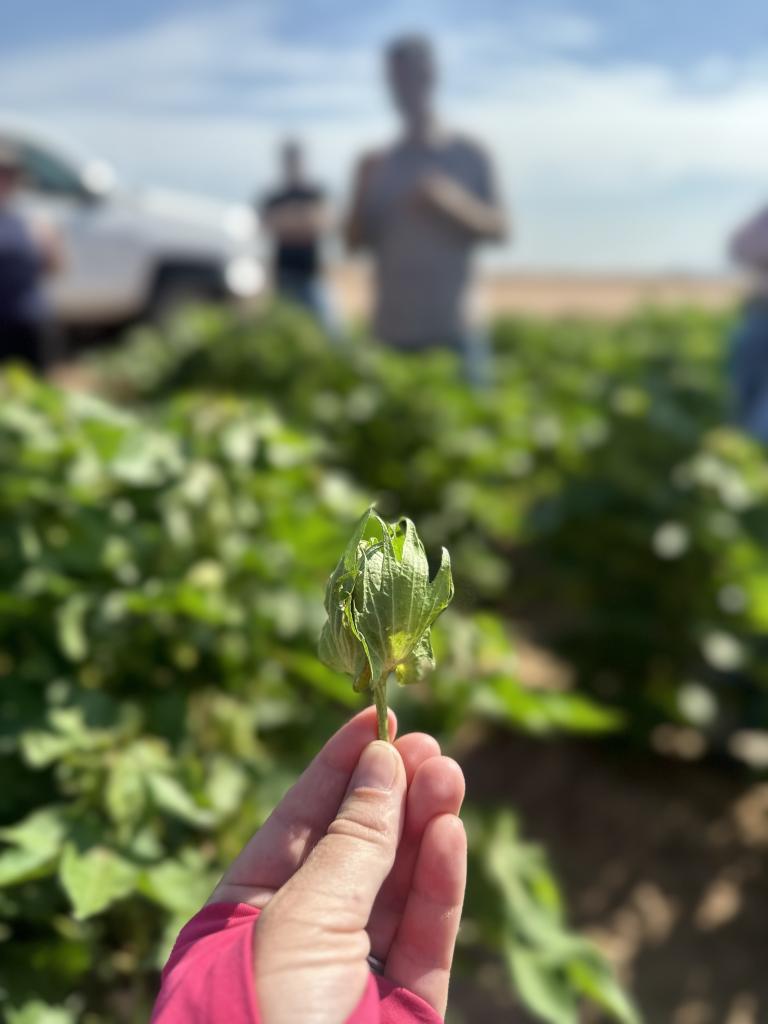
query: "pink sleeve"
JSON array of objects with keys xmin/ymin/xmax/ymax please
[{"xmin": 151, "ymin": 902, "xmax": 441, "ymax": 1024}]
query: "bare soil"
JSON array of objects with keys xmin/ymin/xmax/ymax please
[
  {"xmin": 330, "ymin": 265, "xmax": 741, "ymax": 322},
  {"xmin": 452, "ymin": 732, "xmax": 768, "ymax": 1024}
]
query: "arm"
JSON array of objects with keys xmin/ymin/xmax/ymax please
[
  {"xmin": 152, "ymin": 903, "xmax": 441, "ymax": 1024},
  {"xmin": 418, "ymin": 173, "xmax": 507, "ymax": 239},
  {"xmin": 262, "ymin": 199, "xmax": 331, "ymax": 244},
  {"xmin": 151, "ymin": 905, "xmax": 260, "ymax": 1024},
  {"xmin": 417, "ymin": 144, "xmax": 508, "ymax": 242},
  {"xmin": 731, "ymin": 206, "xmax": 768, "ymax": 269},
  {"xmin": 29, "ymin": 217, "xmax": 65, "ymax": 274},
  {"xmin": 344, "ymin": 153, "xmax": 380, "ymax": 252}
]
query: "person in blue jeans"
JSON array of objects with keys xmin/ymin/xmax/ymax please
[
  {"xmin": 344, "ymin": 35, "xmax": 508, "ymax": 387},
  {"xmin": 0, "ymin": 143, "xmax": 62, "ymax": 369},
  {"xmin": 731, "ymin": 204, "xmax": 768, "ymax": 439},
  {"xmin": 259, "ymin": 140, "xmax": 339, "ymax": 337}
]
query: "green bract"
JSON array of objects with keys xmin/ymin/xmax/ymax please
[{"xmin": 319, "ymin": 508, "xmax": 454, "ymax": 739}]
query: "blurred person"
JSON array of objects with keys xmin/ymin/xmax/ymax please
[
  {"xmin": 0, "ymin": 142, "xmax": 62, "ymax": 368},
  {"xmin": 731, "ymin": 205, "xmax": 768, "ymax": 438},
  {"xmin": 151, "ymin": 708, "xmax": 466, "ymax": 1024},
  {"xmin": 259, "ymin": 139, "xmax": 338, "ymax": 336},
  {"xmin": 345, "ymin": 34, "xmax": 507, "ymax": 385}
]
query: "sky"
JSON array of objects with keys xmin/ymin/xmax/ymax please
[{"xmin": 2, "ymin": 0, "xmax": 768, "ymax": 271}]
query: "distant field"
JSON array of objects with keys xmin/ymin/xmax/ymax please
[{"xmin": 330, "ymin": 264, "xmax": 743, "ymax": 321}]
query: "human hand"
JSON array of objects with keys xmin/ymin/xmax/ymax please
[
  {"xmin": 209, "ymin": 708, "xmax": 466, "ymax": 1024},
  {"xmin": 414, "ymin": 171, "xmax": 468, "ymax": 212},
  {"xmin": 266, "ymin": 201, "xmax": 327, "ymax": 243},
  {"xmin": 412, "ymin": 171, "xmax": 506, "ymax": 240}
]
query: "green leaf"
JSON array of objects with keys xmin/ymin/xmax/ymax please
[
  {"xmin": 278, "ymin": 649, "xmax": 359, "ymax": 706},
  {"xmin": 567, "ymin": 954, "xmax": 641, "ymax": 1024},
  {"xmin": 0, "ymin": 846, "xmax": 57, "ymax": 887},
  {"xmin": 106, "ymin": 754, "xmax": 147, "ymax": 827},
  {"xmin": 394, "ymin": 631, "xmax": 435, "ymax": 686},
  {"xmin": 469, "ymin": 810, "xmax": 638, "ymax": 1024},
  {"xmin": 0, "ymin": 807, "xmax": 67, "ymax": 884},
  {"xmin": 204, "ymin": 757, "xmax": 249, "ymax": 820},
  {"xmin": 6, "ymin": 1001, "xmax": 76, "ymax": 1024},
  {"xmin": 111, "ymin": 429, "xmax": 183, "ymax": 486},
  {"xmin": 148, "ymin": 774, "xmax": 216, "ymax": 828},
  {"xmin": 473, "ymin": 677, "xmax": 622, "ymax": 735},
  {"xmin": 19, "ymin": 731, "xmax": 72, "ymax": 769},
  {"xmin": 508, "ymin": 946, "xmax": 579, "ymax": 1024},
  {"xmin": 56, "ymin": 594, "xmax": 90, "ymax": 662},
  {"xmin": 59, "ymin": 843, "xmax": 138, "ymax": 920},
  {"xmin": 140, "ymin": 855, "xmax": 216, "ymax": 915},
  {"xmin": 0, "ymin": 806, "xmax": 67, "ymax": 856}
]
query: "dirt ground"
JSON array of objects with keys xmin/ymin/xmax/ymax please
[
  {"xmin": 453, "ymin": 732, "xmax": 768, "ymax": 1024},
  {"xmin": 330, "ymin": 265, "xmax": 742, "ymax": 322}
]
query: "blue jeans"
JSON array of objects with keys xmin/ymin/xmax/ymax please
[
  {"xmin": 730, "ymin": 300, "xmax": 768, "ymax": 440},
  {"xmin": 276, "ymin": 271, "xmax": 340, "ymax": 340},
  {"xmin": 462, "ymin": 328, "xmax": 493, "ymax": 390}
]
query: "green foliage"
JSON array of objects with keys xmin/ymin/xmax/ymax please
[
  {"xmin": 466, "ymin": 812, "xmax": 639, "ymax": 1024},
  {"xmin": 102, "ymin": 302, "xmax": 768, "ymax": 750},
  {"xmin": 59, "ymin": 845, "xmax": 138, "ymax": 921},
  {"xmin": 16, "ymin": 294, "xmax": 753, "ymax": 1023},
  {"xmin": 6, "ymin": 1002, "xmax": 76, "ymax": 1024},
  {"xmin": 0, "ymin": 369, "xmax": 360, "ymax": 1016},
  {"xmin": 0, "ymin": 363, "xmax": 620, "ymax": 1022},
  {"xmin": 72, "ymin": 297, "xmax": 768, "ymax": 1019},
  {"xmin": 491, "ymin": 311, "xmax": 768, "ymax": 744}
]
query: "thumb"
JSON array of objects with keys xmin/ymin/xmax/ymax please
[{"xmin": 268, "ymin": 741, "xmax": 406, "ymax": 931}]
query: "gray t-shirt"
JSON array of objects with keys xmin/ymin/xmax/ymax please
[{"xmin": 357, "ymin": 133, "xmax": 498, "ymax": 347}]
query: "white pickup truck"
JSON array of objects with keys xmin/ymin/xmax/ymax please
[{"xmin": 0, "ymin": 124, "xmax": 264, "ymax": 334}]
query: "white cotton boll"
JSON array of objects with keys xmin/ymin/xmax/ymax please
[
  {"xmin": 691, "ymin": 453, "xmax": 726, "ymax": 487},
  {"xmin": 728, "ymin": 730, "xmax": 768, "ymax": 769},
  {"xmin": 678, "ymin": 682, "xmax": 718, "ymax": 727},
  {"xmin": 718, "ymin": 476, "xmax": 752, "ymax": 511},
  {"xmin": 701, "ymin": 630, "xmax": 745, "ymax": 671},
  {"xmin": 652, "ymin": 521, "xmax": 690, "ymax": 560}
]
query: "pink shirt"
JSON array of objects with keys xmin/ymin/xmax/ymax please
[{"xmin": 151, "ymin": 902, "xmax": 442, "ymax": 1024}]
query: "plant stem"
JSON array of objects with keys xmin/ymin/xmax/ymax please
[{"xmin": 372, "ymin": 678, "xmax": 389, "ymax": 742}]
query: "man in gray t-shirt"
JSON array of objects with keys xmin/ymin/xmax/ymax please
[{"xmin": 345, "ymin": 35, "xmax": 507, "ymax": 369}]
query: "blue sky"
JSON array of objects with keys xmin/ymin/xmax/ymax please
[{"xmin": 3, "ymin": 0, "xmax": 768, "ymax": 270}]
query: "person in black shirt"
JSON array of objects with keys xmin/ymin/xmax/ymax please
[
  {"xmin": 0, "ymin": 143, "xmax": 63, "ymax": 369},
  {"xmin": 259, "ymin": 140, "xmax": 338, "ymax": 335}
]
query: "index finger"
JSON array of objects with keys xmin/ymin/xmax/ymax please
[{"xmin": 209, "ymin": 706, "xmax": 396, "ymax": 906}]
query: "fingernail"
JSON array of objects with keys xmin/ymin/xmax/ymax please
[{"xmin": 353, "ymin": 741, "xmax": 398, "ymax": 791}]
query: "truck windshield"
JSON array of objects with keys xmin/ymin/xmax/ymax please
[{"xmin": 20, "ymin": 143, "xmax": 85, "ymax": 198}]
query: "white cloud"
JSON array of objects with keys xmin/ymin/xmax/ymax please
[{"xmin": 2, "ymin": 3, "xmax": 768, "ymax": 270}]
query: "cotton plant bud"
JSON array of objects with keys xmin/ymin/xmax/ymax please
[{"xmin": 319, "ymin": 508, "xmax": 454, "ymax": 740}]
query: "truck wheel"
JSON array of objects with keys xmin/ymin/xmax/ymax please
[{"xmin": 148, "ymin": 281, "xmax": 210, "ymax": 327}]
